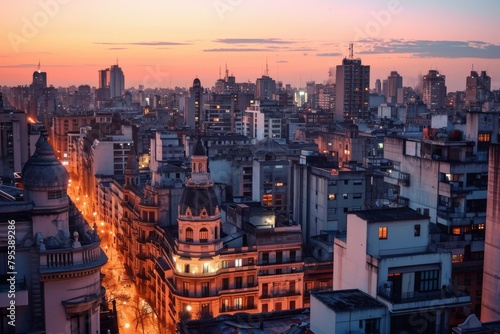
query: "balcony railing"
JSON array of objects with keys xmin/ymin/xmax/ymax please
[
  {"xmin": 40, "ymin": 242, "xmax": 106, "ymax": 274},
  {"xmin": 220, "ymin": 305, "xmax": 257, "ymax": 313},
  {"xmin": 377, "ymin": 284, "xmax": 469, "ymax": 304}
]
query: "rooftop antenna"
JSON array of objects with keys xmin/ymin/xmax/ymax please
[
  {"xmin": 37, "ymin": 60, "xmax": 41, "ymax": 73},
  {"xmin": 116, "ymin": 57, "xmax": 119, "ymax": 66},
  {"xmin": 225, "ymin": 63, "xmax": 229, "ymax": 81},
  {"xmin": 265, "ymin": 57, "xmax": 269, "ymax": 77},
  {"xmin": 348, "ymin": 43, "xmax": 354, "ymax": 59},
  {"xmin": 219, "ymin": 66, "xmax": 221, "ymax": 80}
]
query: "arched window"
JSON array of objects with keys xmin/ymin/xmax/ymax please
[
  {"xmin": 186, "ymin": 227, "xmax": 193, "ymax": 242},
  {"xmin": 199, "ymin": 228, "xmax": 208, "ymax": 243},
  {"xmin": 198, "ymin": 163, "xmax": 202, "ymax": 172}
]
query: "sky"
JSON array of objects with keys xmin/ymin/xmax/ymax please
[{"xmin": 1, "ymin": 0, "xmax": 500, "ymax": 92}]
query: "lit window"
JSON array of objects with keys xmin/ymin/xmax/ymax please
[
  {"xmin": 186, "ymin": 228, "xmax": 193, "ymax": 242},
  {"xmin": 452, "ymin": 227, "xmax": 461, "ymax": 235},
  {"xmin": 379, "ymin": 226, "xmax": 388, "ymax": 239},
  {"xmin": 233, "ymin": 297, "xmax": 243, "ymax": 310},
  {"xmin": 275, "ymin": 182, "xmax": 284, "ymax": 187},
  {"xmin": 235, "ymin": 259, "xmax": 242, "ymax": 267},
  {"xmin": 328, "ymin": 194, "xmax": 336, "ymax": 200},
  {"xmin": 262, "ymin": 194, "xmax": 273, "ymax": 206}
]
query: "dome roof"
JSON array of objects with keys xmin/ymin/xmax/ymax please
[
  {"xmin": 22, "ymin": 133, "xmax": 69, "ymax": 190},
  {"xmin": 178, "ymin": 186, "xmax": 219, "ymax": 219}
]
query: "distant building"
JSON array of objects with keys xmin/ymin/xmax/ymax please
[
  {"xmin": 0, "ymin": 107, "xmax": 29, "ymax": 179},
  {"xmin": 386, "ymin": 71, "xmax": 403, "ymax": 104},
  {"xmin": 423, "ymin": 70, "xmax": 447, "ymax": 110},
  {"xmin": 109, "ymin": 64, "xmax": 125, "ymax": 98},
  {"xmin": 256, "ymin": 75, "xmax": 276, "ymax": 100},
  {"xmin": 335, "ymin": 57, "xmax": 370, "ymax": 121},
  {"xmin": 466, "ymin": 70, "xmax": 491, "ymax": 107}
]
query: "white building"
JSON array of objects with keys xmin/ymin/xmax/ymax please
[
  {"xmin": 334, "ymin": 207, "xmax": 470, "ymax": 333},
  {"xmin": 311, "ymin": 289, "xmax": 389, "ymax": 334}
]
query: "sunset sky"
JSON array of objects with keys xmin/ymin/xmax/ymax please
[{"xmin": 1, "ymin": 0, "xmax": 500, "ymax": 91}]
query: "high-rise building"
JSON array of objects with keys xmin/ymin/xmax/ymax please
[
  {"xmin": 98, "ymin": 69, "xmax": 109, "ymax": 89},
  {"xmin": 466, "ymin": 70, "xmax": 491, "ymax": 106},
  {"xmin": 109, "ymin": 64, "xmax": 124, "ymax": 98},
  {"xmin": 375, "ymin": 79, "xmax": 382, "ymax": 95},
  {"xmin": 335, "ymin": 51, "xmax": 370, "ymax": 121},
  {"xmin": 256, "ymin": 75, "xmax": 276, "ymax": 100},
  {"xmin": 422, "ymin": 70, "xmax": 447, "ymax": 110},
  {"xmin": 186, "ymin": 78, "xmax": 205, "ymax": 133},
  {"xmin": 386, "ymin": 71, "xmax": 403, "ymax": 104}
]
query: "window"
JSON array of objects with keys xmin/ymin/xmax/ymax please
[
  {"xmin": 262, "ymin": 253, "xmax": 269, "ymax": 264},
  {"xmin": 262, "ymin": 194, "xmax": 273, "ymax": 206},
  {"xmin": 290, "ymin": 250, "xmax": 296, "ymax": 263},
  {"xmin": 275, "ymin": 302, "xmax": 282, "ymax": 311},
  {"xmin": 276, "ymin": 251, "xmax": 283, "ymax": 264},
  {"xmin": 221, "ymin": 299, "xmax": 229, "ymax": 312},
  {"xmin": 199, "ymin": 228, "xmax": 208, "ymax": 242},
  {"xmin": 365, "ymin": 319, "xmax": 380, "ymax": 333},
  {"xmin": 328, "ymin": 193, "xmax": 336, "ymax": 200},
  {"xmin": 70, "ymin": 311, "xmax": 90, "ymax": 334},
  {"xmin": 183, "ymin": 282, "xmax": 189, "ymax": 296},
  {"xmin": 247, "ymin": 296, "xmax": 255, "ymax": 309},
  {"xmin": 344, "ymin": 180, "xmax": 349, "ymax": 185},
  {"xmin": 184, "ymin": 264, "xmax": 190, "ymax": 273},
  {"xmin": 353, "ymin": 193, "xmax": 362, "ymax": 199},
  {"xmin": 203, "ymin": 263, "xmax": 209, "ymax": 273},
  {"xmin": 221, "ymin": 260, "xmax": 227, "ymax": 269},
  {"xmin": 414, "ymin": 224, "xmax": 421, "ymax": 237},
  {"xmin": 343, "ymin": 193, "xmax": 348, "ymax": 199},
  {"xmin": 248, "ymin": 257, "xmax": 254, "ymax": 265},
  {"xmin": 353, "ymin": 180, "xmax": 362, "ymax": 185},
  {"xmin": 379, "ymin": 226, "xmax": 388, "ymax": 239},
  {"xmin": 235, "ymin": 259, "xmax": 242, "ymax": 267},
  {"xmin": 201, "ymin": 303, "xmax": 209, "ymax": 316},
  {"xmin": 247, "ymin": 275, "xmax": 254, "ymax": 286},
  {"xmin": 289, "ymin": 280, "xmax": 296, "ymax": 294},
  {"xmin": 233, "ymin": 297, "xmax": 243, "ymax": 310},
  {"xmin": 276, "ymin": 269, "xmax": 282, "ymax": 274},
  {"xmin": 48, "ymin": 190, "xmax": 65, "ymax": 199},
  {"xmin": 415, "ymin": 270, "xmax": 439, "ymax": 292},
  {"xmin": 262, "ymin": 303, "xmax": 268, "ymax": 312},
  {"xmin": 222, "ymin": 278, "xmax": 229, "ymax": 290},
  {"xmin": 235, "ymin": 276, "xmax": 242, "ymax": 289},
  {"xmin": 289, "ymin": 300, "xmax": 296, "ymax": 310},
  {"xmin": 201, "ymin": 282, "xmax": 209, "ymax": 297},
  {"xmin": 185, "ymin": 228, "xmax": 193, "ymax": 242},
  {"xmin": 262, "ymin": 283, "xmax": 269, "ymax": 296}
]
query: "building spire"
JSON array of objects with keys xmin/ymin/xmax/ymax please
[
  {"xmin": 265, "ymin": 57, "xmax": 269, "ymax": 76},
  {"xmin": 348, "ymin": 43, "xmax": 354, "ymax": 59},
  {"xmin": 37, "ymin": 60, "xmax": 41, "ymax": 73}
]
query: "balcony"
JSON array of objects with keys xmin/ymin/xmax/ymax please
[
  {"xmin": 377, "ymin": 284, "xmax": 470, "ymax": 313},
  {"xmin": 39, "ymin": 242, "xmax": 107, "ymax": 275},
  {"xmin": 219, "ymin": 304, "xmax": 257, "ymax": 313},
  {"xmin": 218, "ymin": 285, "xmax": 259, "ymax": 296},
  {"xmin": 384, "ymin": 170, "xmax": 410, "ymax": 187},
  {"xmin": 260, "ymin": 289, "xmax": 301, "ymax": 299},
  {"xmin": 0, "ymin": 275, "xmax": 28, "ymax": 307}
]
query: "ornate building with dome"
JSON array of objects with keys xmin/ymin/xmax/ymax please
[{"xmin": 0, "ymin": 132, "xmax": 107, "ymax": 334}]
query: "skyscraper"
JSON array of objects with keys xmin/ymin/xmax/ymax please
[
  {"xmin": 186, "ymin": 78, "xmax": 204, "ymax": 133},
  {"xmin": 109, "ymin": 64, "xmax": 124, "ymax": 98},
  {"xmin": 335, "ymin": 46, "xmax": 370, "ymax": 121},
  {"xmin": 422, "ymin": 70, "xmax": 447, "ymax": 110},
  {"xmin": 386, "ymin": 71, "xmax": 403, "ymax": 104},
  {"xmin": 466, "ymin": 70, "xmax": 491, "ymax": 106},
  {"xmin": 256, "ymin": 75, "xmax": 276, "ymax": 100}
]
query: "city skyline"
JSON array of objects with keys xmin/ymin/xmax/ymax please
[{"xmin": 1, "ymin": 0, "xmax": 500, "ymax": 91}]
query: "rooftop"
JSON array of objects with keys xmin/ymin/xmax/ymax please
[
  {"xmin": 352, "ymin": 207, "xmax": 428, "ymax": 224},
  {"xmin": 312, "ymin": 289, "xmax": 386, "ymax": 312}
]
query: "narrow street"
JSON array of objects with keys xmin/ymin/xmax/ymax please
[{"xmin": 67, "ymin": 178, "xmax": 161, "ymax": 333}]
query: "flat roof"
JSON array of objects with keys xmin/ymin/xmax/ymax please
[
  {"xmin": 351, "ymin": 207, "xmax": 428, "ymax": 224},
  {"xmin": 312, "ymin": 289, "xmax": 386, "ymax": 312}
]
